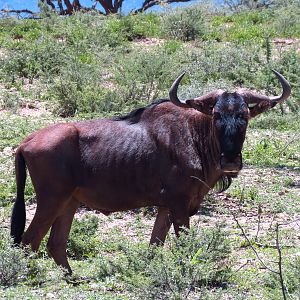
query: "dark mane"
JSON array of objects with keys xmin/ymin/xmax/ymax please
[{"xmin": 112, "ymin": 99, "xmax": 170, "ymax": 124}]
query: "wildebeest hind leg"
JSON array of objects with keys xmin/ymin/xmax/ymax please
[
  {"xmin": 22, "ymin": 195, "xmax": 72, "ymax": 253},
  {"xmin": 150, "ymin": 207, "xmax": 172, "ymax": 245},
  {"xmin": 47, "ymin": 199, "xmax": 80, "ymax": 274}
]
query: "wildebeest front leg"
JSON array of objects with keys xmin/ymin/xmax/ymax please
[
  {"xmin": 150, "ymin": 207, "xmax": 172, "ymax": 245},
  {"xmin": 170, "ymin": 200, "xmax": 190, "ymax": 237}
]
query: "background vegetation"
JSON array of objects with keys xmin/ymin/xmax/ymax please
[{"xmin": 0, "ymin": 0, "xmax": 299, "ymax": 299}]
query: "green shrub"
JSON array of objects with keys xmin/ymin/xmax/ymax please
[
  {"xmin": 0, "ymin": 229, "xmax": 27, "ymax": 287},
  {"xmin": 243, "ymin": 130, "xmax": 300, "ymax": 167},
  {"xmin": 143, "ymin": 225, "xmax": 232, "ymax": 299},
  {"xmin": 186, "ymin": 42, "xmax": 264, "ymax": 86},
  {"xmin": 250, "ymin": 111, "xmax": 300, "ymax": 131},
  {"xmin": 207, "ymin": 9, "xmax": 273, "ymax": 42},
  {"xmin": 272, "ymin": 50, "xmax": 300, "ymax": 112},
  {"xmin": 271, "ymin": 0, "xmax": 300, "ymax": 37},
  {"xmin": 161, "ymin": 5, "xmax": 207, "ymax": 41},
  {"xmin": 1, "ymin": 39, "xmax": 66, "ymax": 83},
  {"xmin": 264, "ymin": 252, "xmax": 300, "ymax": 299},
  {"xmin": 47, "ymin": 57, "xmax": 114, "ymax": 116},
  {"xmin": 114, "ymin": 46, "xmax": 186, "ymax": 105},
  {"xmin": 106, "ymin": 13, "xmax": 160, "ymax": 41},
  {"xmin": 67, "ymin": 215, "xmax": 99, "ymax": 259},
  {"xmin": 93, "ymin": 224, "xmax": 232, "ymax": 299}
]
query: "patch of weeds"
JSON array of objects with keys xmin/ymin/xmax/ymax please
[
  {"xmin": 0, "ymin": 92, "xmax": 22, "ymax": 112},
  {"xmin": 0, "ymin": 228, "xmax": 64, "ymax": 292},
  {"xmin": 106, "ymin": 13, "xmax": 160, "ymax": 41},
  {"xmin": 263, "ymin": 249, "xmax": 300, "ymax": 299},
  {"xmin": 0, "ymin": 229, "xmax": 27, "ymax": 287},
  {"xmin": 92, "ymin": 224, "xmax": 232, "ymax": 299},
  {"xmin": 272, "ymin": 4, "xmax": 300, "ymax": 37},
  {"xmin": 243, "ymin": 130, "xmax": 300, "ymax": 167},
  {"xmin": 163, "ymin": 40, "xmax": 183, "ymax": 54},
  {"xmin": 142, "ymin": 225, "xmax": 232, "ymax": 299},
  {"xmin": 114, "ymin": 45, "xmax": 186, "ymax": 106},
  {"xmin": 186, "ymin": 42, "xmax": 264, "ymax": 88},
  {"xmin": 283, "ymin": 177, "xmax": 295, "ymax": 188},
  {"xmin": 67, "ymin": 215, "xmax": 99, "ymax": 259},
  {"xmin": 161, "ymin": 5, "xmax": 207, "ymax": 41},
  {"xmin": 229, "ymin": 185, "xmax": 261, "ymax": 206},
  {"xmin": 207, "ymin": 9, "xmax": 273, "ymax": 43},
  {"xmin": 250, "ymin": 111, "xmax": 300, "ymax": 131},
  {"xmin": 1, "ymin": 38, "xmax": 66, "ymax": 84}
]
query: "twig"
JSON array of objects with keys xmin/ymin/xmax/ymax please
[
  {"xmin": 232, "ymin": 213, "xmax": 278, "ymax": 274},
  {"xmin": 276, "ymin": 223, "xmax": 287, "ymax": 300},
  {"xmin": 253, "ymin": 242, "xmax": 294, "ymax": 249},
  {"xmin": 233, "ymin": 259, "xmax": 251, "ymax": 273},
  {"xmin": 255, "ymin": 204, "xmax": 262, "ymax": 242},
  {"xmin": 278, "ymin": 218, "xmax": 300, "ymax": 227}
]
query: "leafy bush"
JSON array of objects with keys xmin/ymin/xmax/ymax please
[
  {"xmin": 243, "ymin": 130, "xmax": 300, "ymax": 167},
  {"xmin": 161, "ymin": 5, "xmax": 207, "ymax": 41},
  {"xmin": 186, "ymin": 42, "xmax": 264, "ymax": 87},
  {"xmin": 142, "ymin": 225, "xmax": 232, "ymax": 299},
  {"xmin": 106, "ymin": 13, "xmax": 160, "ymax": 41},
  {"xmin": 93, "ymin": 224, "xmax": 232, "ymax": 299},
  {"xmin": 1, "ymin": 39, "xmax": 66, "ymax": 83},
  {"xmin": 263, "ymin": 252, "xmax": 300, "ymax": 298},
  {"xmin": 114, "ymin": 45, "xmax": 186, "ymax": 105},
  {"xmin": 0, "ymin": 228, "xmax": 63, "ymax": 288},
  {"xmin": 250, "ymin": 111, "xmax": 300, "ymax": 131},
  {"xmin": 47, "ymin": 57, "xmax": 113, "ymax": 116},
  {"xmin": 0, "ymin": 230, "xmax": 27, "ymax": 287},
  {"xmin": 67, "ymin": 215, "xmax": 99, "ymax": 259}
]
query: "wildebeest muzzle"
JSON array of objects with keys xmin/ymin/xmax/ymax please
[{"xmin": 220, "ymin": 152, "xmax": 242, "ymax": 175}]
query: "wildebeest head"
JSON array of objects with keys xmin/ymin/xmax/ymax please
[{"xmin": 169, "ymin": 70, "xmax": 291, "ymax": 175}]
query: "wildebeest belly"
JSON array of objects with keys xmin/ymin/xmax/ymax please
[{"xmin": 73, "ymin": 178, "xmax": 163, "ymax": 212}]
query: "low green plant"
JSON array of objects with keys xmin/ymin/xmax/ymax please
[
  {"xmin": 161, "ymin": 5, "xmax": 207, "ymax": 41},
  {"xmin": 250, "ymin": 111, "xmax": 300, "ymax": 131},
  {"xmin": 114, "ymin": 46, "xmax": 186, "ymax": 105},
  {"xmin": 263, "ymin": 249, "xmax": 300, "ymax": 299},
  {"xmin": 106, "ymin": 13, "xmax": 160, "ymax": 41},
  {"xmin": 0, "ymin": 92, "xmax": 22, "ymax": 112},
  {"xmin": 1, "ymin": 38, "xmax": 66, "ymax": 84},
  {"xmin": 243, "ymin": 131, "xmax": 300, "ymax": 167},
  {"xmin": 67, "ymin": 215, "xmax": 99, "ymax": 259},
  {"xmin": 143, "ymin": 225, "xmax": 232, "ymax": 299},
  {"xmin": 0, "ymin": 229, "xmax": 27, "ymax": 287}
]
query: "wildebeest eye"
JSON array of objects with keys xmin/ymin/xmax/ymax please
[
  {"xmin": 214, "ymin": 112, "xmax": 221, "ymax": 120},
  {"xmin": 236, "ymin": 113, "xmax": 245, "ymax": 119}
]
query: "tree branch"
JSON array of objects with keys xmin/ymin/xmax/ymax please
[
  {"xmin": 134, "ymin": 0, "xmax": 192, "ymax": 13},
  {"xmin": 0, "ymin": 9, "xmax": 37, "ymax": 15}
]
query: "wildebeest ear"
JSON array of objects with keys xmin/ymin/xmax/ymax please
[
  {"xmin": 248, "ymin": 100, "xmax": 271, "ymax": 118},
  {"xmin": 185, "ymin": 89, "xmax": 224, "ymax": 116},
  {"xmin": 185, "ymin": 99, "xmax": 214, "ymax": 116},
  {"xmin": 239, "ymin": 70, "xmax": 291, "ymax": 118}
]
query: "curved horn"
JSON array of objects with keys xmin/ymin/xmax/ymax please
[
  {"xmin": 270, "ymin": 69, "xmax": 291, "ymax": 105},
  {"xmin": 169, "ymin": 72, "xmax": 190, "ymax": 108},
  {"xmin": 169, "ymin": 73, "xmax": 223, "ymax": 113},
  {"xmin": 240, "ymin": 70, "xmax": 291, "ymax": 106}
]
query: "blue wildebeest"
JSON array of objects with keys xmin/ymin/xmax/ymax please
[{"xmin": 11, "ymin": 70, "xmax": 291, "ymax": 273}]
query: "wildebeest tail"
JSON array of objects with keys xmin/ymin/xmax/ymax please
[{"xmin": 11, "ymin": 149, "xmax": 27, "ymax": 244}]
